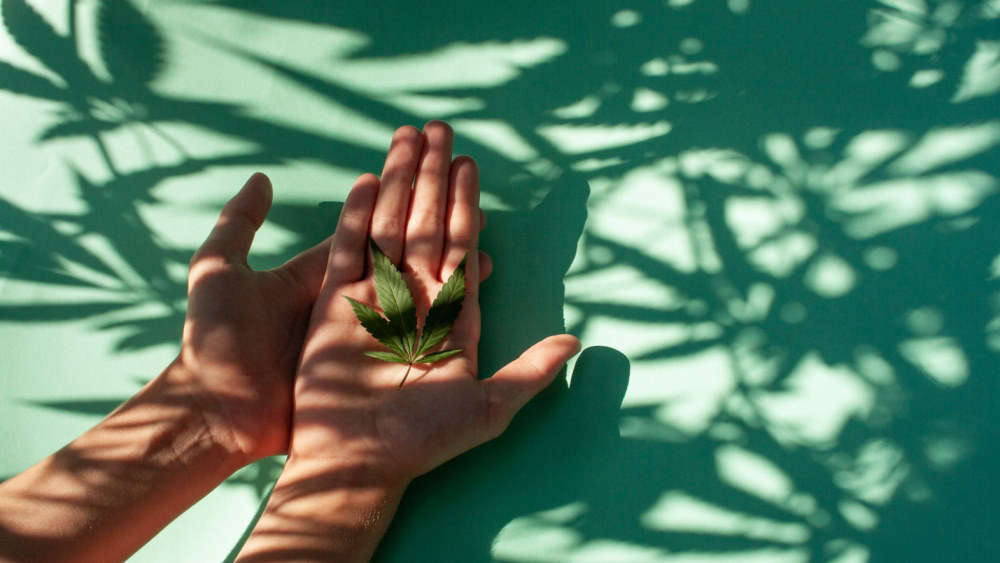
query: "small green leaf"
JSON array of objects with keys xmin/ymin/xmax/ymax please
[
  {"xmin": 415, "ymin": 349, "xmax": 464, "ymax": 364},
  {"xmin": 417, "ymin": 256, "xmax": 466, "ymax": 357},
  {"xmin": 364, "ymin": 351, "xmax": 410, "ymax": 363},
  {"xmin": 344, "ymin": 296, "xmax": 408, "ymax": 357},
  {"xmin": 371, "ymin": 240, "xmax": 418, "ymax": 359},
  {"xmin": 347, "ymin": 238, "xmax": 468, "ymax": 386}
]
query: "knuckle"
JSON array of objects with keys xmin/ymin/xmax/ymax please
[
  {"xmin": 408, "ymin": 206, "xmax": 444, "ymax": 229},
  {"xmin": 188, "ymin": 253, "xmax": 232, "ymax": 283},
  {"xmin": 448, "ymin": 232, "xmax": 475, "ymax": 250},
  {"xmin": 339, "ymin": 207, "xmax": 372, "ymax": 230},
  {"xmin": 370, "ymin": 214, "xmax": 405, "ymax": 236}
]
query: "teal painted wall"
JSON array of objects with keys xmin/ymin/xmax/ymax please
[{"xmin": 1, "ymin": 1, "xmax": 998, "ymax": 561}]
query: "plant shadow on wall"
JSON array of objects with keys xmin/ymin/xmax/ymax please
[{"xmin": 2, "ymin": 0, "xmax": 1000, "ymax": 561}]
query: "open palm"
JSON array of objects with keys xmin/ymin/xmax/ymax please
[{"xmin": 287, "ymin": 122, "xmax": 579, "ymax": 481}]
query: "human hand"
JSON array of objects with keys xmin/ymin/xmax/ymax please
[
  {"xmin": 176, "ymin": 173, "xmax": 330, "ymax": 464},
  {"xmin": 235, "ymin": 121, "xmax": 579, "ymax": 561},
  {"xmin": 0, "ymin": 174, "xmax": 335, "ymax": 562},
  {"xmin": 289, "ymin": 121, "xmax": 581, "ymax": 481}
]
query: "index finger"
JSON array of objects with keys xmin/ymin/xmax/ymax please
[{"xmin": 325, "ymin": 174, "xmax": 380, "ymax": 285}]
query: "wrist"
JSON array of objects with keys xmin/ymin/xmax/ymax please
[
  {"xmin": 280, "ymin": 453, "xmax": 411, "ymax": 496},
  {"xmin": 0, "ymin": 363, "xmax": 246, "ymax": 562},
  {"xmin": 237, "ymin": 456, "xmax": 409, "ymax": 562},
  {"xmin": 159, "ymin": 358, "xmax": 257, "ymax": 470}
]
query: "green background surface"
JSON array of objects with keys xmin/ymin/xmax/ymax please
[{"xmin": 2, "ymin": 0, "xmax": 999, "ymax": 561}]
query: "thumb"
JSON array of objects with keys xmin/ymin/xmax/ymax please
[
  {"xmin": 194, "ymin": 173, "xmax": 273, "ymax": 264},
  {"xmin": 482, "ymin": 334, "xmax": 581, "ymax": 436}
]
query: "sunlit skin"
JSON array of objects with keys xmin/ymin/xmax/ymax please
[
  {"xmin": 0, "ymin": 121, "xmax": 579, "ymax": 563},
  {"xmin": 236, "ymin": 121, "xmax": 580, "ymax": 561}
]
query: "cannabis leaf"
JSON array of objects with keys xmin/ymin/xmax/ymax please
[
  {"xmin": 1, "ymin": 0, "xmax": 91, "ymax": 87},
  {"xmin": 346, "ymin": 239, "xmax": 466, "ymax": 387},
  {"xmin": 97, "ymin": 0, "xmax": 166, "ymax": 91}
]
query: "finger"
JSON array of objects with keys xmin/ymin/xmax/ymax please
[
  {"xmin": 438, "ymin": 245, "xmax": 482, "ymax": 364},
  {"xmin": 371, "ymin": 125, "xmax": 423, "ymax": 264},
  {"xmin": 195, "ymin": 172, "xmax": 272, "ymax": 264},
  {"xmin": 404, "ymin": 121, "xmax": 454, "ymax": 274},
  {"xmin": 483, "ymin": 334, "xmax": 581, "ymax": 435},
  {"xmin": 480, "ymin": 208, "xmax": 487, "ymax": 232},
  {"xmin": 478, "ymin": 250, "xmax": 493, "ymax": 283},
  {"xmin": 326, "ymin": 174, "xmax": 380, "ymax": 285},
  {"xmin": 440, "ymin": 157, "xmax": 482, "ymax": 353},
  {"xmin": 442, "ymin": 156, "xmax": 479, "ymax": 281}
]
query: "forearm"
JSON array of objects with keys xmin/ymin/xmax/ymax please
[
  {"xmin": 0, "ymin": 360, "xmax": 244, "ymax": 563},
  {"xmin": 236, "ymin": 456, "xmax": 408, "ymax": 562}
]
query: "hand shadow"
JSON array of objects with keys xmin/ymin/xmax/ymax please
[{"xmin": 375, "ymin": 347, "xmax": 631, "ymax": 562}]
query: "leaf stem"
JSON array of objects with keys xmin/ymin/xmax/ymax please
[{"xmin": 398, "ymin": 363, "xmax": 413, "ymax": 388}]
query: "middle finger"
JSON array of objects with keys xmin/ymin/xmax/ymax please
[
  {"xmin": 404, "ymin": 121, "xmax": 454, "ymax": 277},
  {"xmin": 371, "ymin": 125, "xmax": 424, "ymax": 264}
]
